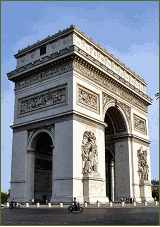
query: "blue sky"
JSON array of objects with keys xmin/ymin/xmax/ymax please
[{"xmin": 1, "ymin": 1, "xmax": 159, "ymax": 193}]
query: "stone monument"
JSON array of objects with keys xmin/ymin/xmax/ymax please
[{"xmin": 7, "ymin": 25, "xmax": 153, "ymax": 203}]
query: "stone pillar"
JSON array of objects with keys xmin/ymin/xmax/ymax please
[
  {"xmin": 139, "ymin": 180, "xmax": 151, "ymax": 201},
  {"xmin": 9, "ymin": 130, "xmax": 28, "ymax": 203},
  {"xmin": 110, "ymin": 159, "xmax": 114, "ymax": 201},
  {"xmin": 83, "ymin": 173, "xmax": 90, "ymax": 203},
  {"xmin": 114, "ymin": 138, "xmax": 130, "ymax": 200},
  {"xmin": 51, "ymin": 145, "xmax": 54, "ymax": 201},
  {"xmin": 26, "ymin": 149, "xmax": 35, "ymax": 202},
  {"xmin": 51, "ymin": 120, "xmax": 73, "ymax": 203}
]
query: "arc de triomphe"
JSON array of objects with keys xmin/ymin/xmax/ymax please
[{"xmin": 7, "ymin": 25, "xmax": 153, "ymax": 203}]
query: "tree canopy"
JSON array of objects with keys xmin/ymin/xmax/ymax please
[{"xmin": 152, "ymin": 189, "xmax": 159, "ymax": 200}]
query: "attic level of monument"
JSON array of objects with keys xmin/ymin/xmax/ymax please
[
  {"xmin": 9, "ymin": 25, "xmax": 147, "ymax": 86},
  {"xmin": 11, "ymin": 25, "xmax": 147, "ymax": 87}
]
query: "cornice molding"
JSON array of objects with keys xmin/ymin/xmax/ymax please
[
  {"xmin": 8, "ymin": 51, "xmax": 152, "ymax": 108},
  {"xmin": 73, "ymin": 47, "xmax": 152, "ymax": 105},
  {"xmin": 112, "ymin": 133, "xmax": 150, "ymax": 145},
  {"xmin": 7, "ymin": 46, "xmax": 75, "ymax": 81},
  {"xmin": 72, "ymin": 57, "xmax": 152, "ymax": 109}
]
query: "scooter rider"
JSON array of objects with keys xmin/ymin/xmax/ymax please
[
  {"xmin": 73, "ymin": 197, "xmax": 78, "ymax": 211},
  {"xmin": 11, "ymin": 199, "xmax": 16, "ymax": 208}
]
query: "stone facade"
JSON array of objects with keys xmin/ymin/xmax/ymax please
[{"xmin": 7, "ymin": 25, "xmax": 153, "ymax": 203}]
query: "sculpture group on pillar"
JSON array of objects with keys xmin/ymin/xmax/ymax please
[
  {"xmin": 137, "ymin": 146, "xmax": 149, "ymax": 181},
  {"xmin": 82, "ymin": 131, "xmax": 98, "ymax": 174}
]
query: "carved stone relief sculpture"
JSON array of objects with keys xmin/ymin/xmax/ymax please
[
  {"xmin": 137, "ymin": 146, "xmax": 149, "ymax": 181},
  {"xmin": 73, "ymin": 61, "xmax": 148, "ymax": 112},
  {"xmin": 102, "ymin": 93, "xmax": 115, "ymax": 108},
  {"xmin": 77, "ymin": 84, "xmax": 100, "ymax": 113},
  {"xmin": 82, "ymin": 131, "xmax": 98, "ymax": 174},
  {"xmin": 134, "ymin": 114, "xmax": 146, "ymax": 134},
  {"xmin": 19, "ymin": 85, "xmax": 67, "ymax": 115}
]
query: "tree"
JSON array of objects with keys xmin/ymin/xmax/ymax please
[
  {"xmin": 1, "ymin": 189, "xmax": 10, "ymax": 203},
  {"xmin": 152, "ymin": 189, "xmax": 159, "ymax": 200}
]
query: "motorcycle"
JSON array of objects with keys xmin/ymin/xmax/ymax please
[
  {"xmin": 10, "ymin": 202, "xmax": 20, "ymax": 209},
  {"xmin": 68, "ymin": 203, "xmax": 83, "ymax": 212}
]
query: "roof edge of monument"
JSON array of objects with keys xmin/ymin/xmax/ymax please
[{"xmin": 14, "ymin": 25, "xmax": 147, "ymax": 86}]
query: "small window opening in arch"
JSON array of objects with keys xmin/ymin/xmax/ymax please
[{"xmin": 40, "ymin": 46, "xmax": 46, "ymax": 56}]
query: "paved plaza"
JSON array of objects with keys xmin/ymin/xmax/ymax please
[{"xmin": 1, "ymin": 204, "xmax": 159, "ymax": 225}]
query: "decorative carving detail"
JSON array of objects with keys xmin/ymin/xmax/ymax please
[
  {"xmin": 31, "ymin": 53, "xmax": 35, "ymax": 58},
  {"xmin": 73, "ymin": 60, "xmax": 148, "ymax": 112},
  {"xmin": 102, "ymin": 93, "xmax": 115, "ymax": 107},
  {"xmin": 14, "ymin": 57, "xmax": 149, "ymax": 113},
  {"xmin": 15, "ymin": 62, "xmax": 73, "ymax": 89},
  {"xmin": 119, "ymin": 102, "xmax": 131, "ymax": 126},
  {"xmin": 133, "ymin": 114, "xmax": 146, "ymax": 134},
  {"xmin": 82, "ymin": 131, "xmax": 98, "ymax": 174},
  {"xmin": 19, "ymin": 85, "xmax": 67, "ymax": 115},
  {"xmin": 137, "ymin": 146, "xmax": 149, "ymax": 181},
  {"xmin": 28, "ymin": 125, "xmax": 55, "ymax": 145},
  {"xmin": 63, "ymin": 38, "xmax": 68, "ymax": 44},
  {"xmin": 77, "ymin": 84, "xmax": 100, "ymax": 114},
  {"xmin": 52, "ymin": 44, "xmax": 56, "ymax": 49}
]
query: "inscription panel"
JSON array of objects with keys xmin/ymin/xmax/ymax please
[
  {"xmin": 18, "ymin": 84, "xmax": 67, "ymax": 117},
  {"xmin": 133, "ymin": 114, "xmax": 146, "ymax": 134},
  {"xmin": 77, "ymin": 84, "xmax": 100, "ymax": 114}
]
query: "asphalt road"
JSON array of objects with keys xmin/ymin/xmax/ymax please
[{"xmin": 1, "ymin": 207, "xmax": 159, "ymax": 225}]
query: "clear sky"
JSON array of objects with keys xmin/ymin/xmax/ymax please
[{"xmin": 1, "ymin": 1, "xmax": 159, "ymax": 193}]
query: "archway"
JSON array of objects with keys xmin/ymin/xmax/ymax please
[
  {"xmin": 33, "ymin": 132, "xmax": 53, "ymax": 203},
  {"xmin": 104, "ymin": 106, "xmax": 128, "ymax": 201}
]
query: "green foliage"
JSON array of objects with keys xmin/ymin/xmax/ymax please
[
  {"xmin": 1, "ymin": 189, "xmax": 10, "ymax": 203},
  {"xmin": 152, "ymin": 189, "xmax": 159, "ymax": 200}
]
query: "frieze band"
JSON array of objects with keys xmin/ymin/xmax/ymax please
[
  {"xmin": 15, "ymin": 62, "xmax": 73, "ymax": 90},
  {"xmin": 14, "ymin": 57, "xmax": 149, "ymax": 114},
  {"xmin": 18, "ymin": 84, "xmax": 67, "ymax": 116}
]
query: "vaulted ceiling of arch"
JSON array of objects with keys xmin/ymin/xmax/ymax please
[
  {"xmin": 35, "ymin": 132, "xmax": 52, "ymax": 155},
  {"xmin": 105, "ymin": 107, "xmax": 126, "ymax": 133}
]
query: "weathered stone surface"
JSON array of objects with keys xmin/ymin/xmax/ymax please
[{"xmin": 7, "ymin": 25, "xmax": 153, "ymax": 203}]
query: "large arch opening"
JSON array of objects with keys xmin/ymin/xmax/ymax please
[
  {"xmin": 33, "ymin": 132, "xmax": 53, "ymax": 203},
  {"xmin": 104, "ymin": 106, "xmax": 127, "ymax": 201}
]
